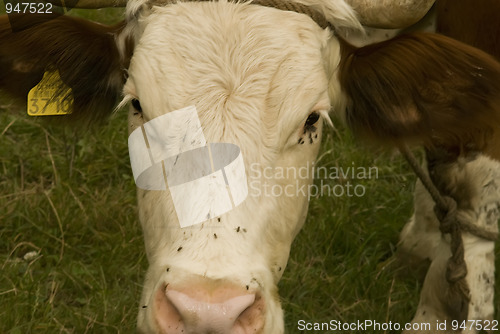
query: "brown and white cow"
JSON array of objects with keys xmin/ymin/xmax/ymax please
[
  {"xmin": 342, "ymin": 32, "xmax": 500, "ymax": 333},
  {"xmin": 1, "ymin": 0, "xmax": 499, "ymax": 333},
  {"xmin": 340, "ymin": 1, "xmax": 500, "ymax": 331},
  {"xmin": 390, "ymin": 1, "xmax": 500, "ymax": 332}
]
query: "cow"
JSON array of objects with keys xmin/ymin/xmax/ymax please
[
  {"xmin": 1, "ymin": 0, "xmax": 499, "ymax": 333},
  {"xmin": 360, "ymin": 1, "xmax": 500, "ymax": 331}
]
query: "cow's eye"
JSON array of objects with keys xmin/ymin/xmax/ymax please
[
  {"xmin": 305, "ymin": 112, "xmax": 320, "ymax": 127},
  {"xmin": 131, "ymin": 99, "xmax": 142, "ymax": 113}
]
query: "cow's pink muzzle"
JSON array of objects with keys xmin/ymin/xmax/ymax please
[{"xmin": 153, "ymin": 279, "xmax": 265, "ymax": 333}]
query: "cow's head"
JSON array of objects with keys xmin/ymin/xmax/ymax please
[
  {"xmin": 3, "ymin": 0, "xmax": 500, "ymax": 332},
  {"xmin": 118, "ymin": 3, "xmax": 356, "ymax": 332}
]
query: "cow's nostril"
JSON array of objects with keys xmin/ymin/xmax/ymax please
[{"xmin": 154, "ymin": 284, "xmax": 264, "ymax": 334}]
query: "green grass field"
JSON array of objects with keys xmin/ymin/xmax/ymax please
[{"xmin": 1, "ymin": 6, "xmax": 499, "ymax": 333}]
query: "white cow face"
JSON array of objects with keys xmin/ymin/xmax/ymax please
[{"xmin": 120, "ymin": 1, "xmax": 343, "ymax": 333}]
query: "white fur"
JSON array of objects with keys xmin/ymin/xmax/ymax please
[
  {"xmin": 399, "ymin": 155, "xmax": 500, "ymax": 333},
  {"xmin": 116, "ymin": 1, "xmax": 362, "ymax": 332}
]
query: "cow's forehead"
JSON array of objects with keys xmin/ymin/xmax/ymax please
[
  {"xmin": 124, "ymin": 0, "xmax": 363, "ymax": 31},
  {"xmin": 124, "ymin": 2, "xmax": 332, "ymax": 149},
  {"xmin": 128, "ymin": 1, "xmax": 330, "ymax": 89}
]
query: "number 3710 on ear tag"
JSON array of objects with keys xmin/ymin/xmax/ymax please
[{"xmin": 27, "ymin": 71, "xmax": 73, "ymax": 116}]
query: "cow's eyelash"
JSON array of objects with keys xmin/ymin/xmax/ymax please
[
  {"xmin": 317, "ymin": 109, "xmax": 333, "ymax": 128},
  {"xmin": 116, "ymin": 94, "xmax": 135, "ymax": 111}
]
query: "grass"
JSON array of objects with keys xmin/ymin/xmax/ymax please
[
  {"xmin": 281, "ymin": 128, "xmax": 422, "ymax": 329},
  {"xmin": 0, "ymin": 105, "xmax": 143, "ymax": 333},
  {"xmin": 1, "ymin": 6, "xmax": 499, "ymax": 334}
]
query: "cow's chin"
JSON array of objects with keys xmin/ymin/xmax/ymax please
[{"xmin": 137, "ymin": 266, "xmax": 284, "ymax": 334}]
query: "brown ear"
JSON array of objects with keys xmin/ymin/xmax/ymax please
[
  {"xmin": 338, "ymin": 32, "xmax": 500, "ymax": 150},
  {"xmin": 0, "ymin": 14, "xmax": 125, "ymax": 124}
]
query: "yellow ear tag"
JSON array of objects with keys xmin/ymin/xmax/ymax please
[{"xmin": 27, "ymin": 71, "xmax": 73, "ymax": 116}]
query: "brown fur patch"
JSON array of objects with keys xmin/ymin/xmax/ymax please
[
  {"xmin": 437, "ymin": 0, "xmax": 500, "ymax": 59},
  {"xmin": 0, "ymin": 14, "xmax": 125, "ymax": 125},
  {"xmin": 338, "ymin": 33, "xmax": 500, "ymax": 151},
  {"xmin": 436, "ymin": 0, "xmax": 500, "ymax": 161}
]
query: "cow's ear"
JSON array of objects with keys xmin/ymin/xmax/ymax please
[
  {"xmin": 337, "ymin": 33, "xmax": 500, "ymax": 149},
  {"xmin": 0, "ymin": 14, "xmax": 125, "ymax": 125}
]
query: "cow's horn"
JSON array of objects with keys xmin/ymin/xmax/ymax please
[
  {"xmin": 345, "ymin": 0, "xmax": 435, "ymax": 28},
  {"xmin": 44, "ymin": 0, "xmax": 127, "ymax": 8}
]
